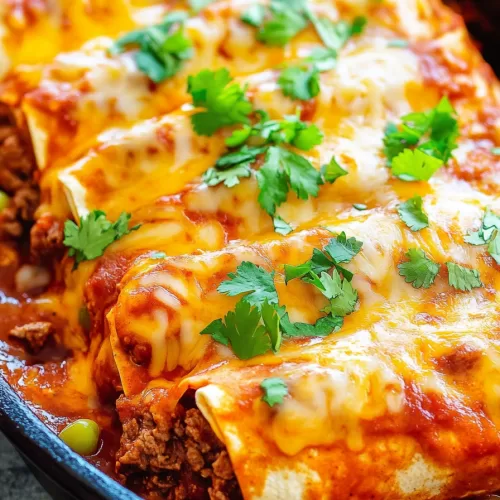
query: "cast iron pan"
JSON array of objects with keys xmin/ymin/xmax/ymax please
[
  {"xmin": 0, "ymin": 376, "xmax": 139, "ymax": 500},
  {"xmin": 1, "ymin": 3, "xmax": 500, "ymax": 500}
]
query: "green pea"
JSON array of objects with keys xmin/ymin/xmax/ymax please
[
  {"xmin": 58, "ymin": 419, "xmax": 100, "ymax": 456},
  {"xmin": 0, "ymin": 191, "xmax": 9, "ymax": 212}
]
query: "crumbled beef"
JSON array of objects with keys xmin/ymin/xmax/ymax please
[
  {"xmin": 116, "ymin": 399, "xmax": 242, "ymax": 500},
  {"xmin": 9, "ymin": 321, "xmax": 54, "ymax": 353},
  {"xmin": 0, "ymin": 103, "xmax": 39, "ymax": 240},
  {"xmin": 30, "ymin": 213, "xmax": 64, "ymax": 263}
]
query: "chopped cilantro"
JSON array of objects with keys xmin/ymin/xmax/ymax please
[
  {"xmin": 278, "ymin": 66, "xmax": 320, "ymax": 101},
  {"xmin": 353, "ymin": 203, "xmax": 367, "ymax": 211},
  {"xmin": 280, "ymin": 311, "xmax": 343, "ymax": 337},
  {"xmin": 308, "ymin": 13, "xmax": 366, "ymax": 51},
  {"xmin": 397, "ymin": 195, "xmax": 429, "ymax": 231},
  {"xmin": 261, "ymin": 377, "xmax": 288, "ymax": 407},
  {"xmin": 202, "ymin": 145, "xmax": 265, "ymax": 188},
  {"xmin": 391, "ymin": 149, "xmax": 444, "ymax": 182},
  {"xmin": 388, "ymin": 39, "xmax": 409, "ymax": 48},
  {"xmin": 398, "ymin": 248, "xmax": 439, "ymax": 289},
  {"xmin": 446, "ymin": 262, "xmax": 482, "ymax": 291},
  {"xmin": 321, "ymin": 156, "xmax": 348, "ymax": 183},
  {"xmin": 488, "ymin": 230, "xmax": 500, "ymax": 265},
  {"xmin": 189, "ymin": 0, "xmax": 216, "ymax": 12},
  {"xmin": 242, "ymin": 0, "xmax": 309, "ymax": 47},
  {"xmin": 284, "ymin": 234, "xmax": 362, "ymax": 318},
  {"xmin": 322, "ymin": 231, "xmax": 362, "ymax": 264},
  {"xmin": 305, "ymin": 47, "xmax": 338, "ymax": 72},
  {"xmin": 200, "ymin": 299, "xmax": 273, "ymax": 359},
  {"xmin": 383, "ymin": 97, "xmax": 459, "ymax": 180},
  {"xmin": 150, "ymin": 251, "xmax": 167, "ymax": 259},
  {"xmin": 63, "ymin": 211, "xmax": 140, "ymax": 269},
  {"xmin": 276, "ymin": 15, "xmax": 366, "ymax": 100},
  {"xmin": 464, "ymin": 208, "xmax": 500, "ymax": 245},
  {"xmin": 110, "ymin": 13, "xmax": 192, "ymax": 83},
  {"xmin": 257, "ymin": 146, "xmax": 322, "ymax": 215},
  {"xmin": 273, "ymin": 216, "xmax": 293, "ymax": 235},
  {"xmin": 187, "ymin": 69, "xmax": 253, "ymax": 136},
  {"xmin": 217, "ymin": 261, "xmax": 279, "ymax": 307}
]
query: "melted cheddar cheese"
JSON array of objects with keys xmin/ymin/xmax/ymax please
[{"xmin": 3, "ymin": 0, "xmax": 500, "ymax": 499}]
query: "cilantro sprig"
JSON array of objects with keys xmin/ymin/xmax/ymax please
[
  {"xmin": 397, "ymin": 195, "xmax": 429, "ymax": 231},
  {"xmin": 201, "ymin": 236, "xmax": 362, "ymax": 359},
  {"xmin": 398, "ymin": 248, "xmax": 482, "ymax": 291},
  {"xmin": 384, "ymin": 97, "xmax": 459, "ymax": 181},
  {"xmin": 110, "ymin": 13, "xmax": 193, "ymax": 83},
  {"xmin": 464, "ymin": 208, "xmax": 500, "ymax": 265},
  {"xmin": 446, "ymin": 262, "xmax": 482, "ymax": 291},
  {"xmin": 398, "ymin": 249, "xmax": 439, "ymax": 289},
  {"xmin": 187, "ymin": 68, "xmax": 253, "ymax": 136},
  {"xmin": 63, "ymin": 210, "xmax": 140, "ymax": 269},
  {"xmin": 277, "ymin": 15, "xmax": 367, "ymax": 101},
  {"xmin": 201, "ymin": 110, "xmax": 344, "ymax": 231},
  {"xmin": 241, "ymin": 0, "xmax": 309, "ymax": 47},
  {"xmin": 261, "ymin": 377, "xmax": 288, "ymax": 407}
]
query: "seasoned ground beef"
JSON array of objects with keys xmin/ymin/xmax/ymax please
[
  {"xmin": 0, "ymin": 103, "xmax": 39, "ymax": 240},
  {"xmin": 30, "ymin": 213, "xmax": 64, "ymax": 263},
  {"xmin": 9, "ymin": 321, "xmax": 54, "ymax": 353},
  {"xmin": 116, "ymin": 397, "xmax": 242, "ymax": 500}
]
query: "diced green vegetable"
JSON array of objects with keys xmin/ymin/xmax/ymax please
[
  {"xmin": 0, "ymin": 190, "xmax": 10, "ymax": 212},
  {"xmin": 59, "ymin": 419, "xmax": 100, "ymax": 456}
]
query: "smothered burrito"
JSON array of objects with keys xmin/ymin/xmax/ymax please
[{"xmin": 1, "ymin": 0, "xmax": 500, "ymax": 499}]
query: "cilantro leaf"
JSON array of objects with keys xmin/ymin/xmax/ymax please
[
  {"xmin": 200, "ymin": 299, "xmax": 272, "ymax": 359},
  {"xmin": 261, "ymin": 301, "xmax": 282, "ymax": 352},
  {"xmin": 64, "ymin": 211, "xmax": 140, "ymax": 269},
  {"xmin": 257, "ymin": 146, "xmax": 321, "ymax": 216},
  {"xmin": 241, "ymin": 4, "xmax": 266, "ymax": 26},
  {"xmin": 261, "ymin": 377, "xmax": 288, "ymax": 407},
  {"xmin": 273, "ymin": 216, "xmax": 293, "ymax": 235},
  {"xmin": 353, "ymin": 203, "xmax": 367, "ymax": 210},
  {"xmin": 488, "ymin": 230, "xmax": 500, "ymax": 265},
  {"xmin": 446, "ymin": 262, "xmax": 482, "ymax": 291},
  {"xmin": 242, "ymin": 1, "xmax": 309, "ymax": 47},
  {"xmin": 278, "ymin": 66, "xmax": 320, "ymax": 101},
  {"xmin": 324, "ymin": 231, "xmax": 363, "ymax": 263},
  {"xmin": 391, "ymin": 149, "xmax": 443, "ymax": 182},
  {"xmin": 398, "ymin": 248, "xmax": 439, "ymax": 289},
  {"xmin": 202, "ymin": 145, "xmax": 265, "ymax": 187},
  {"xmin": 188, "ymin": 69, "xmax": 253, "ymax": 136},
  {"xmin": 257, "ymin": 155, "xmax": 289, "ymax": 216},
  {"xmin": 217, "ymin": 261, "xmax": 279, "ymax": 307},
  {"xmin": 203, "ymin": 163, "xmax": 252, "ymax": 187},
  {"xmin": 322, "ymin": 271, "xmax": 358, "ymax": 316},
  {"xmin": 189, "ymin": 0, "xmax": 216, "ymax": 12},
  {"xmin": 397, "ymin": 196, "xmax": 429, "ymax": 231},
  {"xmin": 308, "ymin": 13, "xmax": 366, "ymax": 51},
  {"xmin": 150, "ymin": 251, "xmax": 167, "ymax": 259},
  {"xmin": 280, "ymin": 311, "xmax": 343, "ymax": 337},
  {"xmin": 383, "ymin": 97, "xmax": 459, "ymax": 173},
  {"xmin": 464, "ymin": 208, "xmax": 500, "ymax": 245},
  {"xmin": 306, "ymin": 47, "xmax": 338, "ymax": 72},
  {"xmin": 111, "ymin": 14, "xmax": 192, "ymax": 83},
  {"xmin": 321, "ymin": 156, "xmax": 348, "ymax": 183}
]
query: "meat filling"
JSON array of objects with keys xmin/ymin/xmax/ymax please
[
  {"xmin": 9, "ymin": 321, "xmax": 54, "ymax": 353},
  {"xmin": 0, "ymin": 103, "xmax": 39, "ymax": 240},
  {"xmin": 116, "ymin": 397, "xmax": 242, "ymax": 500}
]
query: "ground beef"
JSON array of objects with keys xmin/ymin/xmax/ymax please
[
  {"xmin": 9, "ymin": 321, "xmax": 54, "ymax": 353},
  {"xmin": 0, "ymin": 103, "xmax": 39, "ymax": 240},
  {"xmin": 116, "ymin": 397, "xmax": 242, "ymax": 500},
  {"xmin": 30, "ymin": 213, "xmax": 64, "ymax": 263}
]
